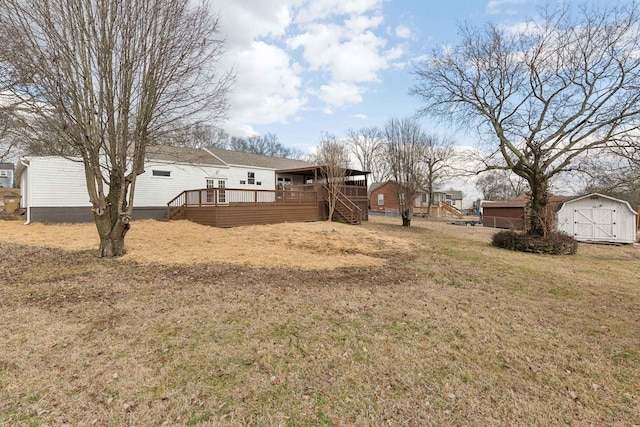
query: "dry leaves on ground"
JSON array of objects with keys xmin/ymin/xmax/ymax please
[{"xmin": 0, "ymin": 219, "xmax": 415, "ymax": 270}]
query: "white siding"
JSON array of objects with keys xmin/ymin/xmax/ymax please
[
  {"xmin": 134, "ymin": 161, "xmax": 229, "ymax": 206},
  {"xmin": 25, "ymin": 156, "xmax": 236, "ymax": 208},
  {"xmin": 28, "ymin": 157, "xmax": 91, "ymax": 207},
  {"xmin": 225, "ymin": 165, "xmax": 277, "ymax": 191}
]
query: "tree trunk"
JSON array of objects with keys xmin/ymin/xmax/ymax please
[
  {"xmin": 526, "ymin": 177, "xmax": 549, "ymax": 237},
  {"xmin": 95, "ymin": 214, "xmax": 130, "ymax": 257},
  {"xmin": 401, "ymin": 212, "xmax": 411, "ymax": 227}
]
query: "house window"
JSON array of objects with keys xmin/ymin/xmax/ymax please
[
  {"xmin": 0, "ymin": 171, "xmax": 7, "ymax": 177},
  {"xmin": 421, "ymin": 194, "xmax": 427, "ymax": 203},
  {"xmin": 152, "ymin": 170, "xmax": 171, "ymax": 177},
  {"xmin": 248, "ymin": 172, "xmax": 255, "ymax": 184},
  {"xmin": 240, "ymin": 180, "xmax": 246, "ymax": 185},
  {"xmin": 277, "ymin": 176, "xmax": 292, "ymax": 190},
  {"xmin": 256, "ymin": 181, "xmax": 262, "ymax": 186},
  {"xmin": 377, "ymin": 194, "xmax": 384, "ymax": 205}
]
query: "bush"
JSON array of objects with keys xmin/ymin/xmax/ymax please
[{"xmin": 491, "ymin": 230, "xmax": 578, "ymax": 255}]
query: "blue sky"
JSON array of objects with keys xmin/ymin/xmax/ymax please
[{"xmin": 213, "ymin": 0, "xmax": 613, "ymax": 154}]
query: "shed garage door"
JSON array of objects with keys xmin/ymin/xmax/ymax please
[{"xmin": 573, "ymin": 208, "xmax": 616, "ymax": 241}]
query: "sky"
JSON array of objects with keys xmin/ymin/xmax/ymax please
[{"xmin": 212, "ymin": 0, "xmax": 552, "ymax": 154}]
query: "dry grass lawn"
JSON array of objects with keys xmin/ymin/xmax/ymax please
[{"xmin": 0, "ymin": 216, "xmax": 639, "ymax": 426}]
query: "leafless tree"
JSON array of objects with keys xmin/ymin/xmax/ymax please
[
  {"xmin": 422, "ymin": 134, "xmax": 455, "ymax": 216},
  {"xmin": 412, "ymin": 2, "xmax": 640, "ymax": 236},
  {"xmin": 311, "ymin": 132, "xmax": 350, "ymax": 221},
  {"xmin": 0, "ymin": 0, "xmax": 233, "ymax": 256},
  {"xmin": 226, "ymin": 133, "xmax": 304, "ymax": 159},
  {"xmin": 579, "ymin": 156, "xmax": 640, "ymax": 209},
  {"xmin": 383, "ymin": 117, "xmax": 428, "ymax": 227},
  {"xmin": 345, "ymin": 127, "xmax": 388, "ymax": 183},
  {"xmin": 476, "ymin": 169, "xmax": 528, "ymax": 201}
]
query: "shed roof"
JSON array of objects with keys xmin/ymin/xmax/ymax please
[
  {"xmin": 561, "ymin": 193, "xmax": 638, "ymax": 215},
  {"xmin": 0, "ymin": 162, "xmax": 14, "ymax": 171},
  {"xmin": 206, "ymin": 147, "xmax": 310, "ymax": 170}
]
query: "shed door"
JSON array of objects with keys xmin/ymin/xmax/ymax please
[{"xmin": 573, "ymin": 208, "xmax": 616, "ymax": 240}]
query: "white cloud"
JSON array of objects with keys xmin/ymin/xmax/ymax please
[
  {"xmin": 395, "ymin": 25, "xmax": 411, "ymax": 39},
  {"xmin": 294, "ymin": 0, "xmax": 382, "ymax": 23},
  {"xmin": 213, "ymin": 0, "xmax": 403, "ymax": 137},
  {"xmin": 318, "ymin": 81, "xmax": 365, "ymax": 109},
  {"xmin": 486, "ymin": 0, "xmax": 527, "ymax": 15},
  {"xmin": 223, "ymin": 41, "xmax": 306, "ymax": 136},
  {"xmin": 352, "ymin": 113, "xmax": 368, "ymax": 120}
]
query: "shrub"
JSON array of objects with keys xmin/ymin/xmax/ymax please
[{"xmin": 491, "ymin": 230, "xmax": 578, "ymax": 255}]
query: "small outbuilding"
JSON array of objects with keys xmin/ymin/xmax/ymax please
[{"xmin": 556, "ymin": 193, "xmax": 638, "ymax": 244}]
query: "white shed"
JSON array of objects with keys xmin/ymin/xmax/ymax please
[{"xmin": 557, "ymin": 193, "xmax": 638, "ymax": 244}]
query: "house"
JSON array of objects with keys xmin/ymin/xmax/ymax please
[
  {"xmin": 482, "ymin": 193, "xmax": 566, "ymax": 230},
  {"xmin": 369, "ymin": 181, "xmax": 463, "ymax": 218},
  {"xmin": 557, "ymin": 193, "xmax": 638, "ymax": 243},
  {"xmin": 0, "ymin": 163, "xmax": 14, "ymax": 188},
  {"xmin": 17, "ymin": 146, "xmax": 369, "ymax": 226}
]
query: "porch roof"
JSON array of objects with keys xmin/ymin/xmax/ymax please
[{"xmin": 276, "ymin": 165, "xmax": 370, "ymax": 177}]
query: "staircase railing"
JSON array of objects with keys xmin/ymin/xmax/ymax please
[
  {"xmin": 167, "ymin": 190, "xmax": 187, "ymax": 220},
  {"xmin": 333, "ymin": 189, "xmax": 362, "ymax": 224},
  {"xmin": 440, "ymin": 201, "xmax": 463, "ymax": 218}
]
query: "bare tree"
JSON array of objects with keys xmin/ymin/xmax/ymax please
[
  {"xmin": 412, "ymin": 2, "xmax": 640, "ymax": 236},
  {"xmin": 311, "ymin": 132, "xmax": 350, "ymax": 221},
  {"xmin": 0, "ymin": 0, "xmax": 232, "ymax": 256},
  {"xmin": 422, "ymin": 134, "xmax": 455, "ymax": 217},
  {"xmin": 383, "ymin": 117, "xmax": 428, "ymax": 227},
  {"xmin": 226, "ymin": 133, "xmax": 304, "ymax": 159},
  {"xmin": 476, "ymin": 169, "xmax": 528, "ymax": 201},
  {"xmin": 345, "ymin": 127, "xmax": 387, "ymax": 183}
]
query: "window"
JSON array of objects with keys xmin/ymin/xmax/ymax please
[
  {"xmin": 377, "ymin": 194, "xmax": 384, "ymax": 205},
  {"xmin": 152, "ymin": 170, "xmax": 171, "ymax": 177},
  {"xmin": 421, "ymin": 194, "xmax": 427, "ymax": 203},
  {"xmin": 240, "ymin": 180, "xmax": 246, "ymax": 185},
  {"xmin": 256, "ymin": 181, "xmax": 262, "ymax": 186},
  {"xmin": 247, "ymin": 172, "xmax": 255, "ymax": 185},
  {"xmin": 277, "ymin": 176, "xmax": 292, "ymax": 190},
  {"xmin": 0, "ymin": 170, "xmax": 7, "ymax": 177}
]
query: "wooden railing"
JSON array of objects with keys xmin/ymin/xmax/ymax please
[
  {"xmin": 167, "ymin": 187, "xmax": 319, "ymax": 220},
  {"xmin": 439, "ymin": 201, "xmax": 463, "ymax": 218},
  {"xmin": 334, "ymin": 189, "xmax": 363, "ymax": 224}
]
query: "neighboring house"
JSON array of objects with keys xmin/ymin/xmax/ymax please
[
  {"xmin": 557, "ymin": 193, "xmax": 637, "ymax": 243},
  {"xmin": 0, "ymin": 163, "xmax": 14, "ymax": 188},
  {"xmin": 17, "ymin": 146, "xmax": 369, "ymax": 226},
  {"xmin": 482, "ymin": 193, "xmax": 565, "ymax": 230},
  {"xmin": 369, "ymin": 181, "xmax": 463, "ymax": 218}
]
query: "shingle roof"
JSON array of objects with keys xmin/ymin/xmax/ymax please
[
  {"xmin": 145, "ymin": 145, "xmax": 226, "ymax": 166},
  {"xmin": 0, "ymin": 163, "xmax": 15, "ymax": 171},
  {"xmin": 206, "ymin": 147, "xmax": 310, "ymax": 170}
]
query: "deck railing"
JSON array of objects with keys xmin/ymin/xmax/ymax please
[{"xmin": 167, "ymin": 187, "xmax": 319, "ymax": 220}]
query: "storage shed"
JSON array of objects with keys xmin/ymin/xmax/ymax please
[{"xmin": 556, "ymin": 193, "xmax": 638, "ymax": 244}]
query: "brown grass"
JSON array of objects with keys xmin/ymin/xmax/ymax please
[
  {"xmin": 0, "ymin": 219, "xmax": 413, "ymax": 270},
  {"xmin": 0, "ymin": 216, "xmax": 639, "ymax": 426}
]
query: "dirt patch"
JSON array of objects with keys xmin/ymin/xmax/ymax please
[{"xmin": 0, "ymin": 219, "xmax": 415, "ymax": 270}]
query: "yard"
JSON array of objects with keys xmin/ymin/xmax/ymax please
[{"xmin": 0, "ymin": 217, "xmax": 638, "ymax": 426}]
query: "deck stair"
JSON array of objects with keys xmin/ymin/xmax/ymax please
[
  {"xmin": 440, "ymin": 201, "xmax": 463, "ymax": 219},
  {"xmin": 332, "ymin": 190, "xmax": 362, "ymax": 225}
]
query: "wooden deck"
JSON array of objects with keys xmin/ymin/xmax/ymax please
[{"xmin": 167, "ymin": 184, "xmax": 368, "ymax": 228}]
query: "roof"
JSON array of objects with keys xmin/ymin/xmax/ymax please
[
  {"xmin": 481, "ymin": 200, "xmax": 526, "ymax": 208},
  {"xmin": 561, "ymin": 193, "xmax": 638, "ymax": 215},
  {"xmin": 511, "ymin": 192, "xmax": 566, "ymax": 203},
  {"xmin": 146, "ymin": 145, "xmax": 226, "ymax": 166},
  {"xmin": 0, "ymin": 163, "xmax": 14, "ymax": 171},
  {"xmin": 206, "ymin": 147, "xmax": 310, "ymax": 170}
]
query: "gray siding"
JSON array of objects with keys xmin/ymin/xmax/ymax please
[{"xmin": 29, "ymin": 206, "xmax": 167, "ymax": 224}]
